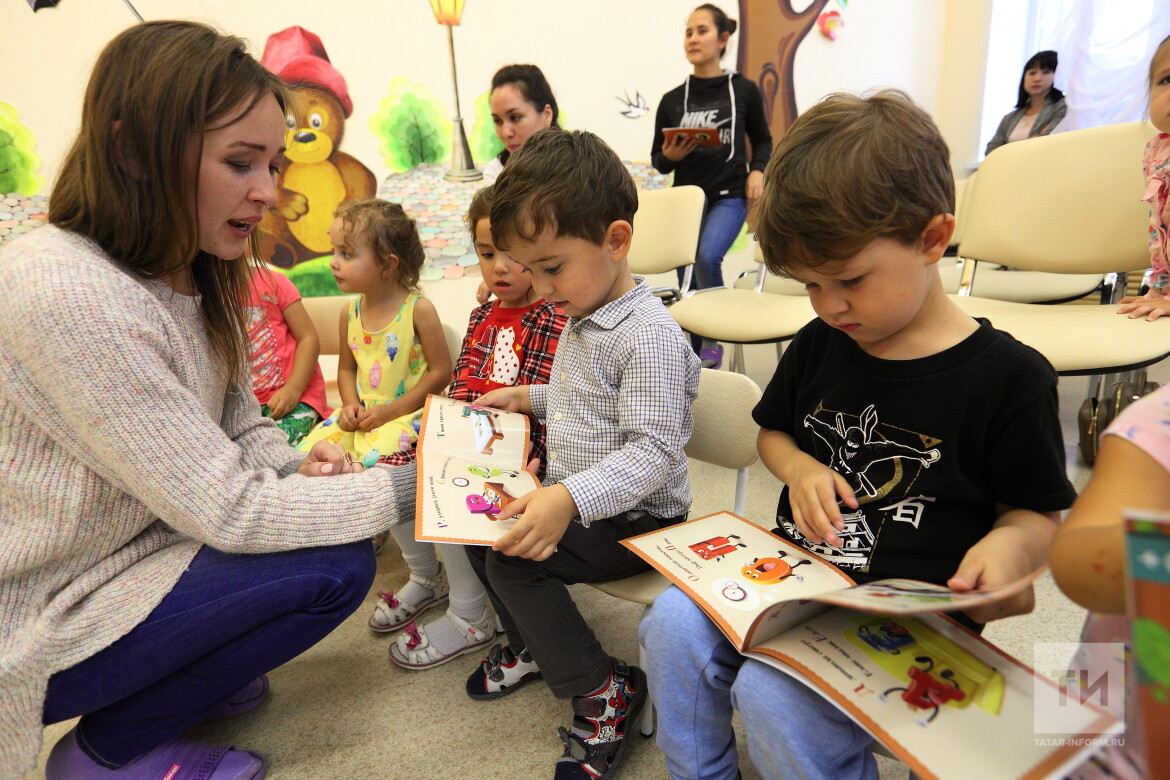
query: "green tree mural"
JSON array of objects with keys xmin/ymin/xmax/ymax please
[
  {"xmin": 369, "ymin": 79, "xmax": 451, "ymax": 172},
  {"xmin": 469, "ymin": 91, "xmax": 504, "ymax": 165},
  {"xmin": 0, "ymin": 103, "xmax": 44, "ymax": 196}
]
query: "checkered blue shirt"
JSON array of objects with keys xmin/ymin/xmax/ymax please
[{"xmin": 529, "ymin": 278, "xmax": 700, "ymax": 523}]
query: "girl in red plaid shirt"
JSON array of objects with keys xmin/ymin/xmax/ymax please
[{"xmin": 371, "ymin": 186, "xmax": 568, "ymax": 670}]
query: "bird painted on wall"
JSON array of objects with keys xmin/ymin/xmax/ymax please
[{"xmin": 616, "ymin": 90, "xmax": 649, "ymax": 119}]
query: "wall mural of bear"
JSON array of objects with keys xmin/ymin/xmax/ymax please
[{"xmin": 258, "ymin": 26, "xmax": 377, "ymax": 269}]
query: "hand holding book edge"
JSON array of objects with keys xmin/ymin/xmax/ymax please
[{"xmin": 491, "ymin": 483, "xmax": 577, "ymax": 560}]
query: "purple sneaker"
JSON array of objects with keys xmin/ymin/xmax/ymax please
[
  {"xmin": 699, "ymin": 345, "xmax": 723, "ymax": 369},
  {"xmin": 46, "ymin": 727, "xmax": 265, "ymax": 780},
  {"xmin": 204, "ymin": 675, "xmax": 269, "ymax": 722}
]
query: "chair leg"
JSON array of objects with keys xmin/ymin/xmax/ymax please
[
  {"xmin": 638, "ymin": 604, "xmax": 655, "ymax": 736},
  {"xmin": 730, "ymin": 343, "xmax": 746, "ymax": 374},
  {"xmin": 733, "ymin": 467, "xmax": 749, "ymax": 516}
]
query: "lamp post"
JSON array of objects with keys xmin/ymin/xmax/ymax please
[{"xmin": 429, "ymin": 0, "xmax": 481, "ymax": 182}]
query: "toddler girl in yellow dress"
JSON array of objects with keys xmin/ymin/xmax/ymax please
[{"xmin": 299, "ymin": 200, "xmax": 451, "ymax": 461}]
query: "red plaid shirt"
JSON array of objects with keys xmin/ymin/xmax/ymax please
[{"xmin": 379, "ymin": 299, "xmax": 567, "ymax": 468}]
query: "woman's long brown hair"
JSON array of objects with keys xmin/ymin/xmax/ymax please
[{"xmin": 51, "ymin": 20, "xmax": 290, "ymax": 383}]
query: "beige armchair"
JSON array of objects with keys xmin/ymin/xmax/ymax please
[
  {"xmin": 590, "ymin": 367, "xmax": 763, "ymax": 736},
  {"xmin": 947, "ymin": 120, "xmax": 1169, "ymax": 462}
]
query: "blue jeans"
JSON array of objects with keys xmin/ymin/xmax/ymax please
[
  {"xmin": 43, "ymin": 541, "xmax": 375, "ymax": 767},
  {"xmin": 640, "ymin": 586, "xmax": 879, "ymax": 780},
  {"xmin": 690, "ymin": 197, "xmax": 748, "ymax": 291}
]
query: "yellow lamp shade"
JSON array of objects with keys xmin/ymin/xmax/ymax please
[{"xmin": 429, "ymin": 0, "xmax": 464, "ymax": 25}]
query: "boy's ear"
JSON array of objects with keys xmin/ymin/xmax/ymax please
[
  {"xmin": 920, "ymin": 213, "xmax": 956, "ymax": 265},
  {"xmin": 605, "ymin": 220, "xmax": 633, "ymax": 262}
]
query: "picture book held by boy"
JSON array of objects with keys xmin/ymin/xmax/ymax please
[
  {"xmin": 414, "ymin": 395, "xmax": 541, "ymax": 546},
  {"xmin": 623, "ymin": 512, "xmax": 1121, "ymax": 780}
]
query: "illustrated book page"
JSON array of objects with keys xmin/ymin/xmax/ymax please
[
  {"xmin": 414, "ymin": 395, "xmax": 540, "ymax": 545},
  {"xmin": 623, "ymin": 512, "xmax": 1119, "ymax": 779},
  {"xmin": 622, "ymin": 512, "xmax": 1043, "ymax": 649}
]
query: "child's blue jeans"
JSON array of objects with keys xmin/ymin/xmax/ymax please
[
  {"xmin": 640, "ymin": 585, "xmax": 879, "ymax": 780},
  {"xmin": 42, "ymin": 540, "xmax": 375, "ymax": 767}
]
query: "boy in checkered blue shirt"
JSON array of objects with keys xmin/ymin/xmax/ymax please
[{"xmin": 470, "ymin": 127, "xmax": 700, "ymax": 780}]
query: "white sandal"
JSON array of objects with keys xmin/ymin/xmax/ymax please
[
  {"xmin": 368, "ymin": 565, "xmax": 449, "ymax": 633},
  {"xmin": 389, "ymin": 609, "xmax": 495, "ymax": 670}
]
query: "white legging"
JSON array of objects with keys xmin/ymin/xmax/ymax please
[{"xmin": 388, "ymin": 523, "xmax": 487, "ymax": 618}]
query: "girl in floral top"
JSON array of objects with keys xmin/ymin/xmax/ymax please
[{"xmin": 1118, "ymin": 33, "xmax": 1170, "ymax": 321}]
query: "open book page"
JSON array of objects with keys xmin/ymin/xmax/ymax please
[
  {"xmin": 749, "ymin": 609, "xmax": 1121, "ymax": 780},
  {"xmin": 414, "ymin": 395, "xmax": 540, "ymax": 545},
  {"xmin": 416, "ymin": 395, "xmax": 532, "ymax": 462},
  {"xmin": 624, "ymin": 512, "xmax": 1052, "ymax": 647},
  {"xmin": 622, "ymin": 512, "xmax": 857, "ymax": 649},
  {"xmin": 810, "ymin": 572, "xmax": 1046, "ymax": 615}
]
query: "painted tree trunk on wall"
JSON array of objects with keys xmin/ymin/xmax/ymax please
[{"xmin": 737, "ymin": 0, "xmax": 830, "ymax": 141}]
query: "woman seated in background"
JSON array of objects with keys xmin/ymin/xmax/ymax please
[
  {"xmin": 482, "ymin": 64, "xmax": 559, "ymax": 185},
  {"xmin": 985, "ymin": 50, "xmax": 1067, "ymax": 155}
]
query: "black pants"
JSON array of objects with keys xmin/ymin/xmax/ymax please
[{"xmin": 467, "ymin": 509, "xmax": 685, "ymax": 698}]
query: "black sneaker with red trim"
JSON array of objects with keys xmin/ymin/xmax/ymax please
[{"xmin": 553, "ymin": 658, "xmax": 647, "ymax": 780}]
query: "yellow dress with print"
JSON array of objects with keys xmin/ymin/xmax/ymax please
[{"xmin": 298, "ymin": 294, "xmax": 427, "ymax": 462}]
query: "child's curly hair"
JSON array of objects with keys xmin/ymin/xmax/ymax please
[{"xmin": 334, "ymin": 199, "xmax": 425, "ymax": 292}]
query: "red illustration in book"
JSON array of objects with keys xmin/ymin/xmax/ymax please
[
  {"xmin": 880, "ymin": 657, "xmax": 967, "ymax": 725},
  {"xmin": 465, "ymin": 482, "xmax": 516, "ymax": 519},
  {"xmin": 1125, "ymin": 516, "xmax": 1170, "ymax": 772},
  {"xmin": 462, "ymin": 404, "xmax": 504, "ymax": 455},
  {"xmin": 740, "ymin": 551, "xmax": 812, "ymax": 584},
  {"xmin": 848, "ymin": 616, "xmax": 1005, "ymax": 727},
  {"xmin": 690, "ymin": 535, "xmax": 747, "ymax": 562}
]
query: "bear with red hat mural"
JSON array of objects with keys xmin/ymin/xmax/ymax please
[{"xmin": 258, "ymin": 26, "xmax": 376, "ymax": 269}]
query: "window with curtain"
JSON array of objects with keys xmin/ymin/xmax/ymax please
[{"xmin": 979, "ymin": 0, "xmax": 1170, "ymax": 158}]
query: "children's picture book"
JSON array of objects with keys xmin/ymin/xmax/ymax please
[
  {"xmin": 414, "ymin": 395, "xmax": 540, "ymax": 545},
  {"xmin": 662, "ymin": 126, "xmax": 722, "ymax": 147},
  {"xmin": 623, "ymin": 512, "xmax": 1121, "ymax": 780},
  {"xmin": 1124, "ymin": 510, "xmax": 1170, "ymax": 774}
]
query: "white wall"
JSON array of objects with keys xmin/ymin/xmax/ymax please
[{"xmin": 3, "ymin": 0, "xmax": 989, "ymax": 192}]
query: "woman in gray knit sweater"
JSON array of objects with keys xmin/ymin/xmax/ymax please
[{"xmin": 0, "ymin": 22, "xmax": 417, "ymax": 779}]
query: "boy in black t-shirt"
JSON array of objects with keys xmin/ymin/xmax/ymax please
[{"xmin": 640, "ymin": 90, "xmax": 1077, "ymax": 780}]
